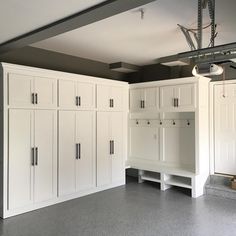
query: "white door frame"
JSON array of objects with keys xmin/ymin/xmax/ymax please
[{"xmin": 209, "ymin": 79, "xmax": 236, "ymax": 175}]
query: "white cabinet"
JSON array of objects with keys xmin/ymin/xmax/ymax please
[
  {"xmin": 59, "ymin": 111, "xmax": 95, "ymax": 196},
  {"xmin": 97, "ymin": 85, "xmax": 124, "ymax": 111},
  {"xmin": 8, "ymin": 73, "xmax": 57, "ymax": 108},
  {"xmin": 97, "ymin": 112, "xmax": 124, "ymax": 187},
  {"xmin": 59, "ymin": 79, "xmax": 95, "ymax": 110},
  {"xmin": 8, "ymin": 109, "xmax": 57, "ymax": 210},
  {"xmin": 160, "ymin": 84, "xmax": 195, "ymax": 111},
  {"xmin": 1, "ymin": 62, "xmax": 128, "ymax": 218},
  {"xmin": 130, "ymin": 87, "xmax": 159, "ymax": 111}
]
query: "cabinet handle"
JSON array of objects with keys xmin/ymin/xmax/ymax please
[
  {"xmin": 32, "ymin": 93, "xmax": 35, "ymax": 104},
  {"xmin": 35, "ymin": 147, "xmax": 38, "ymax": 166},
  {"xmin": 31, "ymin": 148, "xmax": 35, "ymax": 166},
  {"xmin": 109, "ymin": 99, "xmax": 114, "ymax": 108},
  {"xmin": 143, "ymin": 100, "xmax": 145, "ymax": 109},
  {"xmin": 140, "ymin": 100, "xmax": 142, "ymax": 108},
  {"xmin": 111, "ymin": 99, "xmax": 114, "ymax": 108},
  {"xmin": 176, "ymin": 98, "xmax": 179, "ymax": 107},
  {"xmin": 112, "ymin": 140, "xmax": 115, "ymax": 154},
  {"xmin": 76, "ymin": 143, "xmax": 79, "ymax": 159},
  {"xmin": 76, "ymin": 96, "xmax": 79, "ymax": 106},
  {"xmin": 173, "ymin": 98, "xmax": 176, "ymax": 107},
  {"xmin": 78, "ymin": 143, "xmax": 81, "ymax": 159},
  {"xmin": 110, "ymin": 140, "xmax": 112, "ymax": 154},
  {"xmin": 35, "ymin": 93, "xmax": 38, "ymax": 104},
  {"xmin": 78, "ymin": 96, "xmax": 81, "ymax": 106},
  {"xmin": 109, "ymin": 99, "xmax": 112, "ymax": 108}
]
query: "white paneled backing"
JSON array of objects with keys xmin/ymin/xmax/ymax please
[
  {"xmin": 129, "ymin": 122, "xmax": 159, "ymax": 161},
  {"xmin": 161, "ymin": 120, "xmax": 195, "ymax": 170}
]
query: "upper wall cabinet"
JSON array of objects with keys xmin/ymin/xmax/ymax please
[
  {"xmin": 59, "ymin": 79, "xmax": 95, "ymax": 110},
  {"xmin": 130, "ymin": 87, "xmax": 159, "ymax": 112},
  {"xmin": 8, "ymin": 73, "xmax": 57, "ymax": 108},
  {"xmin": 97, "ymin": 85, "xmax": 124, "ymax": 111},
  {"xmin": 160, "ymin": 83, "xmax": 196, "ymax": 111}
]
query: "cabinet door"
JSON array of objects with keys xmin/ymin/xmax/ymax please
[
  {"xmin": 144, "ymin": 87, "xmax": 159, "ymax": 110},
  {"xmin": 97, "ymin": 85, "xmax": 110, "ymax": 110},
  {"xmin": 175, "ymin": 84, "xmax": 195, "ymax": 110},
  {"xmin": 34, "ymin": 77, "xmax": 57, "ymax": 108},
  {"xmin": 130, "ymin": 89, "xmax": 142, "ymax": 111},
  {"xmin": 97, "ymin": 112, "xmax": 111, "ymax": 187},
  {"xmin": 8, "ymin": 109, "xmax": 34, "ymax": 210},
  {"xmin": 76, "ymin": 111, "xmax": 95, "ymax": 191},
  {"xmin": 111, "ymin": 112, "xmax": 124, "ymax": 183},
  {"xmin": 8, "ymin": 73, "xmax": 34, "ymax": 107},
  {"xmin": 58, "ymin": 111, "xmax": 77, "ymax": 196},
  {"xmin": 111, "ymin": 86, "xmax": 123, "ymax": 111},
  {"xmin": 160, "ymin": 85, "xmax": 175, "ymax": 110},
  {"xmin": 77, "ymin": 82, "xmax": 95, "ymax": 110},
  {"xmin": 34, "ymin": 110, "xmax": 57, "ymax": 203},
  {"xmin": 59, "ymin": 80, "xmax": 77, "ymax": 109}
]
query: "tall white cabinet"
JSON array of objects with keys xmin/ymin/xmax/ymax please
[
  {"xmin": 58, "ymin": 111, "xmax": 95, "ymax": 196},
  {"xmin": 97, "ymin": 112, "xmax": 124, "ymax": 187},
  {"xmin": 0, "ymin": 63, "xmax": 128, "ymax": 218}
]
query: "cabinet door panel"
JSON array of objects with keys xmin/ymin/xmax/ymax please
[
  {"xmin": 176, "ymin": 84, "xmax": 195, "ymax": 109},
  {"xmin": 97, "ymin": 85, "xmax": 110, "ymax": 110},
  {"xmin": 77, "ymin": 82, "xmax": 95, "ymax": 110},
  {"xmin": 58, "ymin": 111, "xmax": 77, "ymax": 196},
  {"xmin": 59, "ymin": 80, "xmax": 77, "ymax": 109},
  {"xmin": 97, "ymin": 112, "xmax": 111, "ymax": 187},
  {"xmin": 34, "ymin": 110, "xmax": 57, "ymax": 202},
  {"xmin": 76, "ymin": 111, "xmax": 95, "ymax": 191},
  {"xmin": 160, "ymin": 86, "xmax": 175, "ymax": 109},
  {"xmin": 111, "ymin": 112, "xmax": 124, "ymax": 183},
  {"xmin": 111, "ymin": 86, "xmax": 123, "ymax": 111},
  {"xmin": 8, "ymin": 73, "xmax": 34, "ymax": 107},
  {"xmin": 144, "ymin": 87, "xmax": 158, "ymax": 110},
  {"xmin": 8, "ymin": 109, "xmax": 34, "ymax": 209},
  {"xmin": 130, "ymin": 89, "xmax": 142, "ymax": 111},
  {"xmin": 34, "ymin": 77, "xmax": 57, "ymax": 108}
]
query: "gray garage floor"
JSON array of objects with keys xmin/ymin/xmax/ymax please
[{"xmin": 1, "ymin": 177, "xmax": 236, "ymax": 236}]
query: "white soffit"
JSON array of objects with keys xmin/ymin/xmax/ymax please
[
  {"xmin": 32, "ymin": 0, "xmax": 236, "ymax": 65},
  {"xmin": 0, "ymin": 0, "xmax": 106, "ymax": 44}
]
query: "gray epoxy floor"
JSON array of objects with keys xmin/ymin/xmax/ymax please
[{"xmin": 1, "ymin": 177, "xmax": 236, "ymax": 236}]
